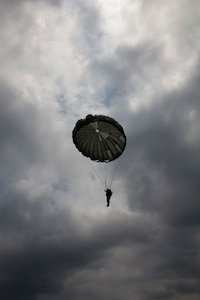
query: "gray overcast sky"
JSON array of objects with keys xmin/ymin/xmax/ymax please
[{"xmin": 0, "ymin": 0, "xmax": 200, "ymax": 299}]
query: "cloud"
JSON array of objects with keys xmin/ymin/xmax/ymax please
[
  {"xmin": 125, "ymin": 63, "xmax": 200, "ymax": 216},
  {"xmin": 0, "ymin": 0, "xmax": 200, "ymax": 299},
  {"xmin": 0, "ymin": 0, "xmax": 63, "ymax": 6}
]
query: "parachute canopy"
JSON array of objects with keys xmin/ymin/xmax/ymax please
[{"xmin": 72, "ymin": 114, "xmax": 126, "ymax": 162}]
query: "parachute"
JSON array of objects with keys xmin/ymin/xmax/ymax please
[
  {"xmin": 72, "ymin": 114, "xmax": 126, "ymax": 162},
  {"xmin": 72, "ymin": 114, "xmax": 126, "ymax": 189}
]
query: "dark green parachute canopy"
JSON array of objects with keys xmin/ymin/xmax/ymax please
[{"xmin": 72, "ymin": 114, "xmax": 126, "ymax": 162}]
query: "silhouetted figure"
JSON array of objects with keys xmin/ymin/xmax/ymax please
[{"xmin": 105, "ymin": 188, "xmax": 112, "ymax": 207}]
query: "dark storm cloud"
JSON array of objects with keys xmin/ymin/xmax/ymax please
[
  {"xmin": 121, "ymin": 63, "xmax": 200, "ymax": 299},
  {"xmin": 0, "ymin": 80, "xmax": 49, "ymax": 184},
  {"xmin": 0, "ymin": 188, "xmax": 94, "ymax": 300},
  {"xmin": 0, "ymin": 183, "xmax": 157, "ymax": 300},
  {"xmin": 126, "ymin": 64, "xmax": 200, "ymax": 220}
]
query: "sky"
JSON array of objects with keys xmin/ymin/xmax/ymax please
[{"xmin": 0, "ymin": 0, "xmax": 200, "ymax": 299}]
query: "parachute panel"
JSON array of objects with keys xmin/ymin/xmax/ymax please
[{"xmin": 72, "ymin": 115, "xmax": 126, "ymax": 162}]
